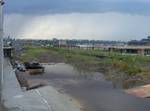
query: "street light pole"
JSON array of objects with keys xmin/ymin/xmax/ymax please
[{"xmin": 0, "ymin": 0, "xmax": 4, "ymax": 101}]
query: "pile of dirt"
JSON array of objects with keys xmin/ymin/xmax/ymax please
[{"xmin": 16, "ymin": 70, "xmax": 48, "ymax": 91}]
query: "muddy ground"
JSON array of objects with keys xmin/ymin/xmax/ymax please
[
  {"xmin": 16, "ymin": 63, "xmax": 150, "ymax": 111},
  {"xmin": 0, "ymin": 104, "xmax": 8, "ymax": 111}
]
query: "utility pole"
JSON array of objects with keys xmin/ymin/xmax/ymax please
[{"xmin": 0, "ymin": 0, "xmax": 4, "ymax": 101}]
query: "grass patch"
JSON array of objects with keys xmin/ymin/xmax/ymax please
[{"xmin": 19, "ymin": 45, "xmax": 49, "ymax": 62}]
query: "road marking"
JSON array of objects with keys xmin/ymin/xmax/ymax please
[{"xmin": 35, "ymin": 89, "xmax": 54, "ymax": 111}]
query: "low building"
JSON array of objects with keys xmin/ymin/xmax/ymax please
[
  {"xmin": 3, "ymin": 47, "xmax": 13, "ymax": 58},
  {"xmin": 52, "ymin": 38, "xmax": 67, "ymax": 47},
  {"xmin": 58, "ymin": 40, "xmax": 67, "ymax": 46}
]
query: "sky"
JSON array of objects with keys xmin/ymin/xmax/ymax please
[{"xmin": 4, "ymin": 0, "xmax": 150, "ymax": 41}]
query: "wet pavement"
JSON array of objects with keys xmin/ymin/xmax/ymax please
[
  {"xmin": 3, "ymin": 59, "xmax": 81, "ymax": 111},
  {"xmin": 26, "ymin": 63, "xmax": 150, "ymax": 111}
]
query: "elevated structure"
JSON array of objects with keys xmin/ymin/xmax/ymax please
[
  {"xmin": 83, "ymin": 45, "xmax": 150, "ymax": 55},
  {"xmin": 106, "ymin": 46, "xmax": 150, "ymax": 55},
  {"xmin": 75, "ymin": 45, "xmax": 150, "ymax": 55}
]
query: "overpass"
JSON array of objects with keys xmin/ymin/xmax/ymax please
[
  {"xmin": 76, "ymin": 45, "xmax": 150, "ymax": 55},
  {"xmin": 103, "ymin": 46, "xmax": 150, "ymax": 55}
]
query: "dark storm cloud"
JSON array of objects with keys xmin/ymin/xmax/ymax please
[
  {"xmin": 4, "ymin": 0, "xmax": 150, "ymax": 15},
  {"xmin": 4, "ymin": 0, "xmax": 150, "ymax": 40}
]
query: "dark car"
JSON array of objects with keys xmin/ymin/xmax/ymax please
[{"xmin": 24, "ymin": 62, "xmax": 44, "ymax": 72}]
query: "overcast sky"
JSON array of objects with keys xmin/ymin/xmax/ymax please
[{"xmin": 4, "ymin": 0, "xmax": 150, "ymax": 41}]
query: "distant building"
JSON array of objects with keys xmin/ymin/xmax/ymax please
[
  {"xmin": 128, "ymin": 36, "xmax": 150, "ymax": 46},
  {"xmin": 52, "ymin": 38, "xmax": 59, "ymax": 46},
  {"xmin": 128, "ymin": 40, "xmax": 145, "ymax": 46},
  {"xmin": 3, "ymin": 47, "xmax": 13, "ymax": 58},
  {"xmin": 58, "ymin": 40, "xmax": 67, "ymax": 46},
  {"xmin": 77, "ymin": 44, "xmax": 93, "ymax": 50},
  {"xmin": 52, "ymin": 38, "xmax": 67, "ymax": 47}
]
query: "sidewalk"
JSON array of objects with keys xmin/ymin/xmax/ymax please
[{"xmin": 2, "ymin": 59, "xmax": 81, "ymax": 111}]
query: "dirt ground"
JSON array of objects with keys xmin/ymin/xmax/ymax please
[
  {"xmin": 36, "ymin": 50, "xmax": 64, "ymax": 63},
  {"xmin": 0, "ymin": 104, "xmax": 8, "ymax": 111}
]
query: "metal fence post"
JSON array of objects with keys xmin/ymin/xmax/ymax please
[{"xmin": 0, "ymin": 0, "xmax": 4, "ymax": 101}]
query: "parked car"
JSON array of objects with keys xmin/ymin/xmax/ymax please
[
  {"xmin": 24, "ymin": 62, "xmax": 45, "ymax": 72},
  {"xmin": 14, "ymin": 61, "xmax": 26, "ymax": 72}
]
